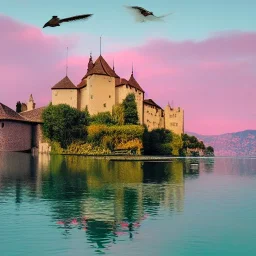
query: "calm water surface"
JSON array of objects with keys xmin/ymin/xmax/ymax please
[{"xmin": 0, "ymin": 153, "xmax": 256, "ymax": 255}]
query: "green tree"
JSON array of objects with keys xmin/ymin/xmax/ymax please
[
  {"xmin": 83, "ymin": 106, "xmax": 90, "ymax": 125},
  {"xmin": 16, "ymin": 101, "xmax": 22, "ymax": 113},
  {"xmin": 170, "ymin": 133, "xmax": 183, "ymax": 156},
  {"xmin": 42, "ymin": 104, "xmax": 88, "ymax": 148},
  {"xmin": 205, "ymin": 146, "xmax": 214, "ymax": 156},
  {"xmin": 90, "ymin": 111, "xmax": 116, "ymax": 125},
  {"xmin": 122, "ymin": 93, "xmax": 139, "ymax": 125},
  {"xmin": 112, "ymin": 104, "xmax": 125, "ymax": 125},
  {"xmin": 206, "ymin": 146, "xmax": 214, "ymax": 153},
  {"xmin": 143, "ymin": 128, "xmax": 173, "ymax": 155}
]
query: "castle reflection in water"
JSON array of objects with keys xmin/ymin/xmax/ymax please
[{"xmin": 0, "ymin": 152, "xmax": 215, "ymax": 250}]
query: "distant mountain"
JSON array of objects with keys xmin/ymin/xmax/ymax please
[{"xmin": 186, "ymin": 130, "xmax": 256, "ymax": 156}]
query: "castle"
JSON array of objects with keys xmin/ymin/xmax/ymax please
[
  {"xmin": 51, "ymin": 54, "xmax": 184, "ymax": 135},
  {"xmin": 0, "ymin": 53, "xmax": 184, "ymax": 152}
]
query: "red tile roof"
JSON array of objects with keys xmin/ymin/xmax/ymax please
[
  {"xmin": 144, "ymin": 99, "xmax": 163, "ymax": 110},
  {"xmin": 128, "ymin": 73, "xmax": 145, "ymax": 93},
  {"xmin": 115, "ymin": 75, "xmax": 145, "ymax": 93},
  {"xmin": 20, "ymin": 107, "xmax": 46, "ymax": 123},
  {"xmin": 77, "ymin": 79, "xmax": 87, "ymax": 89},
  {"xmin": 115, "ymin": 78, "xmax": 129, "ymax": 87},
  {"xmin": 0, "ymin": 103, "xmax": 26, "ymax": 122},
  {"xmin": 82, "ymin": 55, "xmax": 120, "ymax": 79},
  {"xmin": 51, "ymin": 76, "xmax": 77, "ymax": 90}
]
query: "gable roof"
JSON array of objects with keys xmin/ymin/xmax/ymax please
[
  {"xmin": 0, "ymin": 103, "xmax": 26, "ymax": 122},
  {"xmin": 51, "ymin": 76, "xmax": 77, "ymax": 90},
  {"xmin": 82, "ymin": 55, "xmax": 120, "ymax": 79},
  {"xmin": 20, "ymin": 107, "xmax": 46, "ymax": 123},
  {"xmin": 144, "ymin": 99, "xmax": 163, "ymax": 110}
]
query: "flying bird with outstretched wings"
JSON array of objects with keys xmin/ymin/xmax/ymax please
[
  {"xmin": 124, "ymin": 6, "xmax": 172, "ymax": 23},
  {"xmin": 43, "ymin": 14, "xmax": 93, "ymax": 28}
]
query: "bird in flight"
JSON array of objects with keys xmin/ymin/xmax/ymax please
[
  {"xmin": 43, "ymin": 14, "xmax": 93, "ymax": 28},
  {"xmin": 124, "ymin": 6, "xmax": 172, "ymax": 23}
]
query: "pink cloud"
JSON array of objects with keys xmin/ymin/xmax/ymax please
[
  {"xmin": 0, "ymin": 15, "xmax": 79, "ymax": 109},
  {"xmin": 1, "ymin": 14, "xmax": 255, "ymax": 135}
]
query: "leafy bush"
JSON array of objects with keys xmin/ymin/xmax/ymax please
[
  {"xmin": 42, "ymin": 103, "xmax": 88, "ymax": 148},
  {"xmin": 50, "ymin": 141, "xmax": 111, "ymax": 155},
  {"xmin": 143, "ymin": 128, "xmax": 175, "ymax": 155},
  {"xmin": 90, "ymin": 111, "xmax": 116, "ymax": 125},
  {"xmin": 170, "ymin": 133, "xmax": 183, "ymax": 156},
  {"xmin": 87, "ymin": 124, "xmax": 144, "ymax": 151}
]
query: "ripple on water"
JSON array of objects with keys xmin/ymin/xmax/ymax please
[{"xmin": 1, "ymin": 156, "xmax": 256, "ymax": 255}]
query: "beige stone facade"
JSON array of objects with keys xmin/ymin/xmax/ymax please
[
  {"xmin": 143, "ymin": 99, "xmax": 165, "ymax": 130},
  {"xmin": 164, "ymin": 105, "xmax": 184, "ymax": 135},
  {"xmin": 82, "ymin": 75, "xmax": 116, "ymax": 115},
  {"xmin": 50, "ymin": 54, "xmax": 184, "ymax": 134}
]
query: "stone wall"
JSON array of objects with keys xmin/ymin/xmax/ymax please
[
  {"xmin": 164, "ymin": 106, "xmax": 184, "ymax": 135},
  {"xmin": 33, "ymin": 124, "xmax": 51, "ymax": 154},
  {"xmin": 32, "ymin": 124, "xmax": 44, "ymax": 148},
  {"xmin": 143, "ymin": 104, "xmax": 165, "ymax": 131},
  {"xmin": 0, "ymin": 120, "xmax": 32, "ymax": 151}
]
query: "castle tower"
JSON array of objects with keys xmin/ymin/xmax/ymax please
[
  {"xmin": 115, "ymin": 68, "xmax": 145, "ymax": 125},
  {"xmin": 79, "ymin": 54, "xmax": 120, "ymax": 115},
  {"xmin": 26, "ymin": 94, "xmax": 36, "ymax": 111},
  {"xmin": 164, "ymin": 104, "xmax": 184, "ymax": 135},
  {"xmin": 51, "ymin": 76, "xmax": 78, "ymax": 108}
]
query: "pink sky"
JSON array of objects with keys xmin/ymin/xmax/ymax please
[{"xmin": 0, "ymin": 15, "xmax": 255, "ymax": 135}]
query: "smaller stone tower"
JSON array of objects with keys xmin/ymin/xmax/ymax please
[
  {"xmin": 164, "ymin": 103, "xmax": 184, "ymax": 135},
  {"xmin": 26, "ymin": 94, "xmax": 36, "ymax": 111}
]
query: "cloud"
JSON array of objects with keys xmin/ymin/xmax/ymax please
[
  {"xmin": 68, "ymin": 31, "xmax": 256, "ymax": 134},
  {"xmin": 1, "ymin": 14, "xmax": 255, "ymax": 135},
  {"xmin": 0, "ymin": 15, "xmax": 81, "ymax": 109}
]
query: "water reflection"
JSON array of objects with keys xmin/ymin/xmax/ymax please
[{"xmin": 1, "ymin": 153, "xmax": 256, "ymax": 254}]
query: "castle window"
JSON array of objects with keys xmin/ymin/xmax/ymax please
[
  {"xmin": 91, "ymin": 95, "xmax": 93, "ymax": 99},
  {"xmin": 103, "ymin": 103, "xmax": 106, "ymax": 107},
  {"xmin": 1, "ymin": 123, "xmax": 4, "ymax": 128},
  {"xmin": 109, "ymin": 95, "xmax": 111, "ymax": 98}
]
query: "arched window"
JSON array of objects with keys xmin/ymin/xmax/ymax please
[{"xmin": 1, "ymin": 123, "xmax": 4, "ymax": 128}]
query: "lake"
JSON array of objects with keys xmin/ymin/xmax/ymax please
[{"xmin": 0, "ymin": 152, "xmax": 256, "ymax": 255}]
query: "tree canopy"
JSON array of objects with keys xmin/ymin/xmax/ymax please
[
  {"xmin": 42, "ymin": 104, "xmax": 88, "ymax": 148},
  {"xmin": 122, "ymin": 93, "xmax": 139, "ymax": 125}
]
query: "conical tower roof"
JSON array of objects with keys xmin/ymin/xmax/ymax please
[
  {"xmin": 128, "ymin": 73, "xmax": 145, "ymax": 93},
  {"xmin": 51, "ymin": 76, "xmax": 77, "ymax": 90},
  {"xmin": 82, "ymin": 55, "xmax": 119, "ymax": 79}
]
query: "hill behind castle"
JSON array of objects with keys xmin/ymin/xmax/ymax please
[{"xmin": 187, "ymin": 130, "xmax": 256, "ymax": 157}]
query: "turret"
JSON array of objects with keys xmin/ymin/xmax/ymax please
[{"xmin": 26, "ymin": 94, "xmax": 36, "ymax": 111}]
